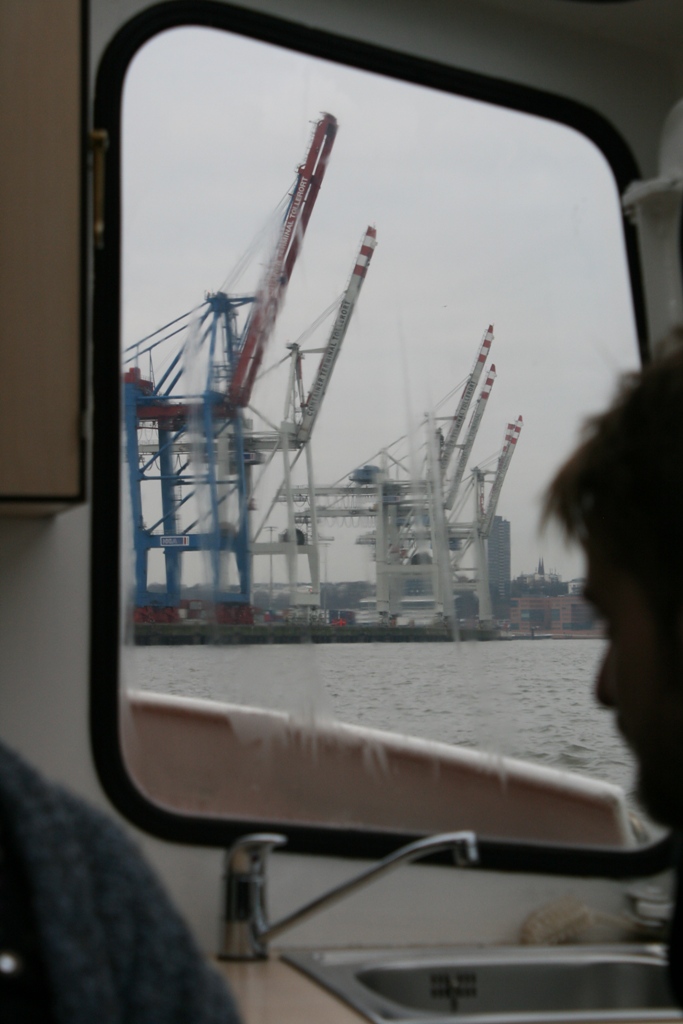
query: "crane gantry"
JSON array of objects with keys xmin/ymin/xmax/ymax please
[
  {"xmin": 276, "ymin": 324, "xmax": 522, "ymax": 628},
  {"xmin": 122, "ymin": 107, "xmax": 518, "ymax": 630},
  {"xmin": 123, "ymin": 114, "xmax": 337, "ymax": 623},
  {"xmin": 251, "ymin": 226, "xmax": 378, "ymax": 612}
]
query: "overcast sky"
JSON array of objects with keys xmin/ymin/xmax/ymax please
[{"xmin": 122, "ymin": 26, "xmax": 639, "ymax": 587}]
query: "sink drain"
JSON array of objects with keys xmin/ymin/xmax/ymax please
[{"xmin": 430, "ymin": 970, "xmax": 478, "ymax": 1010}]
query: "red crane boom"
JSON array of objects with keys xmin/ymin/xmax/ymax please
[{"xmin": 228, "ymin": 113, "xmax": 338, "ymax": 409}]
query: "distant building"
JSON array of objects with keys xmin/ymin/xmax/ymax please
[
  {"xmin": 487, "ymin": 516, "xmax": 511, "ymax": 619},
  {"xmin": 511, "ymin": 558, "xmax": 568, "ymax": 598},
  {"xmin": 508, "ymin": 592, "xmax": 603, "ymax": 637}
]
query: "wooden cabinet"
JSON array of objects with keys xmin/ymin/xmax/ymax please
[{"xmin": 0, "ymin": 0, "xmax": 84, "ymax": 514}]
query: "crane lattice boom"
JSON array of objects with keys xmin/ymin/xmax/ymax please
[
  {"xmin": 440, "ymin": 324, "xmax": 494, "ymax": 474},
  {"xmin": 229, "ymin": 112, "xmax": 338, "ymax": 409},
  {"xmin": 296, "ymin": 226, "xmax": 377, "ymax": 444},
  {"xmin": 481, "ymin": 415, "xmax": 523, "ymax": 536},
  {"xmin": 445, "ymin": 363, "xmax": 496, "ymax": 510}
]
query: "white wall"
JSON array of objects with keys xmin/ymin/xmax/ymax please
[{"xmin": 1, "ymin": 0, "xmax": 679, "ymax": 956}]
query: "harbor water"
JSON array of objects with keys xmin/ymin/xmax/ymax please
[{"xmin": 127, "ymin": 637, "xmax": 642, "ymax": 811}]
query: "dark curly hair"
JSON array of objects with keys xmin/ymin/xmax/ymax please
[{"xmin": 544, "ymin": 334, "xmax": 683, "ymax": 635}]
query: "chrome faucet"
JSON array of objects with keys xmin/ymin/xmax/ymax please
[{"xmin": 219, "ymin": 830, "xmax": 480, "ymax": 960}]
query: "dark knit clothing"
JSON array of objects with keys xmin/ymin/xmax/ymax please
[
  {"xmin": 0, "ymin": 742, "xmax": 240, "ymax": 1024},
  {"xmin": 0, "ymin": 817, "xmax": 54, "ymax": 1020}
]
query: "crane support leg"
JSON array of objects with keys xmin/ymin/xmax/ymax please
[
  {"xmin": 281, "ymin": 423, "xmax": 299, "ymax": 605},
  {"xmin": 158, "ymin": 424, "xmax": 181, "ymax": 605},
  {"xmin": 124, "ymin": 381, "xmax": 149, "ymax": 607},
  {"xmin": 304, "ymin": 440, "xmax": 320, "ymax": 605}
]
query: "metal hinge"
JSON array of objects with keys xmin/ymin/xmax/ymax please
[{"xmin": 89, "ymin": 129, "xmax": 109, "ymax": 250}]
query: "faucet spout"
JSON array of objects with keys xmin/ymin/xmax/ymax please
[
  {"xmin": 219, "ymin": 830, "xmax": 479, "ymax": 960},
  {"xmin": 219, "ymin": 833, "xmax": 287, "ymax": 960}
]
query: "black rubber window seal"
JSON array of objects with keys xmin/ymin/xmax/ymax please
[{"xmin": 90, "ymin": 0, "xmax": 667, "ymax": 876}]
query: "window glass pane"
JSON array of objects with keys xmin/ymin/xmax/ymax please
[{"xmin": 120, "ymin": 26, "xmax": 644, "ymax": 844}]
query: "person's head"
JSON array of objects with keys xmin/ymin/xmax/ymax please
[{"xmin": 544, "ymin": 338, "xmax": 683, "ymax": 828}]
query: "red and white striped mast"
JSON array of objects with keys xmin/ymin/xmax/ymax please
[
  {"xmin": 440, "ymin": 324, "xmax": 494, "ymax": 475},
  {"xmin": 481, "ymin": 415, "xmax": 523, "ymax": 537},
  {"xmin": 229, "ymin": 113, "xmax": 338, "ymax": 410},
  {"xmin": 445, "ymin": 363, "xmax": 497, "ymax": 510},
  {"xmin": 296, "ymin": 226, "xmax": 377, "ymax": 445}
]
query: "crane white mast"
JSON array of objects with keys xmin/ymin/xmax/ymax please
[
  {"xmin": 452, "ymin": 415, "xmax": 522, "ymax": 630},
  {"xmin": 480, "ymin": 415, "xmax": 523, "ymax": 537},
  {"xmin": 444, "ymin": 363, "xmax": 496, "ymax": 510},
  {"xmin": 257, "ymin": 227, "xmax": 378, "ymax": 615},
  {"xmin": 440, "ymin": 324, "xmax": 494, "ymax": 475},
  {"xmin": 296, "ymin": 226, "xmax": 377, "ymax": 444}
]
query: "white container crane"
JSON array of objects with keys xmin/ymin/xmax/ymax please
[
  {"xmin": 255, "ymin": 227, "xmax": 377, "ymax": 614},
  {"xmin": 481, "ymin": 415, "xmax": 523, "ymax": 537},
  {"xmin": 444, "ymin": 363, "xmax": 496, "ymax": 510},
  {"xmin": 440, "ymin": 324, "xmax": 494, "ymax": 475},
  {"xmin": 296, "ymin": 226, "xmax": 377, "ymax": 444},
  {"xmin": 228, "ymin": 112, "xmax": 338, "ymax": 410},
  {"xmin": 460, "ymin": 415, "xmax": 523, "ymax": 628}
]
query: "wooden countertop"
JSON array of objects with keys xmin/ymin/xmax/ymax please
[{"xmin": 217, "ymin": 956, "xmax": 366, "ymax": 1023}]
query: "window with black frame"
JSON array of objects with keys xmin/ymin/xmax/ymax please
[{"xmin": 92, "ymin": 17, "xmax": 664, "ymax": 861}]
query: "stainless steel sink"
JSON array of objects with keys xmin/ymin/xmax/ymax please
[{"xmin": 283, "ymin": 945, "xmax": 681, "ymax": 1023}]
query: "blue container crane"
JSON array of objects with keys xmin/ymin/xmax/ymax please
[{"xmin": 123, "ymin": 114, "xmax": 338, "ymax": 625}]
